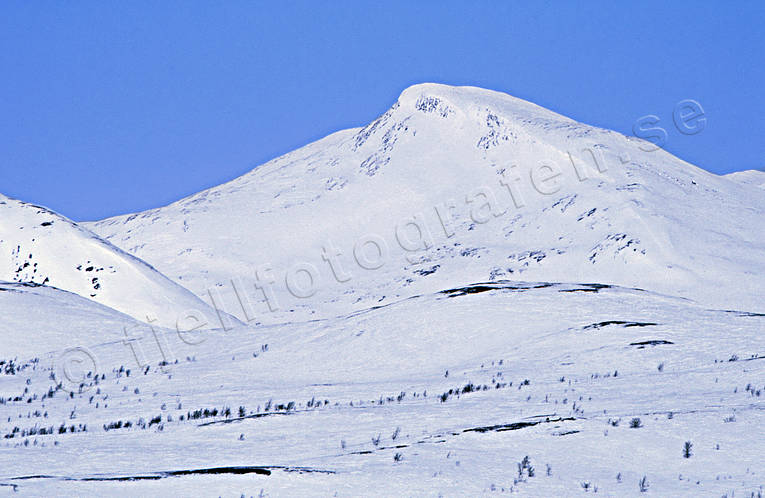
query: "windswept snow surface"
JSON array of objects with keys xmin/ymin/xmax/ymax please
[
  {"xmin": 0, "ymin": 194, "xmax": 240, "ymax": 330},
  {"xmin": 2, "ymin": 84, "xmax": 764, "ymax": 496}
]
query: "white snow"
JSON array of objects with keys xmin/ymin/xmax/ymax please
[
  {"xmin": 1, "ymin": 83, "xmax": 763, "ymax": 496},
  {"xmin": 84, "ymin": 83, "xmax": 765, "ymax": 323},
  {"xmin": 0, "ymin": 281, "xmax": 151, "ymax": 358},
  {"xmin": 0, "ymin": 194, "xmax": 240, "ymax": 330},
  {"xmin": 725, "ymin": 169, "xmax": 765, "ymax": 190},
  {"xmin": 1, "ymin": 283, "xmax": 763, "ymax": 496}
]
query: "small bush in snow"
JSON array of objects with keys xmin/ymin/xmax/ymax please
[
  {"xmin": 683, "ymin": 441, "xmax": 693, "ymax": 458},
  {"xmin": 517, "ymin": 456, "xmax": 534, "ymax": 480},
  {"xmin": 639, "ymin": 475, "xmax": 649, "ymax": 492}
]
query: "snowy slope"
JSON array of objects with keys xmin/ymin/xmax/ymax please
[
  {"xmin": 1, "ymin": 281, "xmax": 763, "ymax": 496},
  {"xmin": 725, "ymin": 169, "xmax": 765, "ymax": 189},
  {"xmin": 0, "ymin": 281, "xmax": 157, "ymax": 358},
  {"xmin": 85, "ymin": 83, "xmax": 765, "ymax": 323},
  {"xmin": 0, "ymin": 194, "xmax": 240, "ymax": 330}
]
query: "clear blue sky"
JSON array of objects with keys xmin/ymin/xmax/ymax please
[{"xmin": 1, "ymin": 2, "xmax": 763, "ymax": 221}]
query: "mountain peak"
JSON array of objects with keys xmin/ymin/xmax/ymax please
[
  {"xmin": 395, "ymin": 82, "xmax": 572, "ymax": 125},
  {"xmin": 398, "ymin": 82, "xmax": 519, "ymax": 105}
]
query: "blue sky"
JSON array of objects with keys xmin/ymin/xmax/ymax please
[{"xmin": 1, "ymin": 1, "xmax": 763, "ymax": 221}]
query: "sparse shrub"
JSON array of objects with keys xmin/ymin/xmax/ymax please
[
  {"xmin": 393, "ymin": 452, "xmax": 403, "ymax": 462},
  {"xmin": 517, "ymin": 456, "xmax": 534, "ymax": 480},
  {"xmin": 391, "ymin": 427, "xmax": 400, "ymax": 440},
  {"xmin": 683, "ymin": 441, "xmax": 693, "ymax": 458},
  {"xmin": 630, "ymin": 417, "xmax": 643, "ymax": 428},
  {"xmin": 372, "ymin": 434, "xmax": 381, "ymax": 446},
  {"xmin": 639, "ymin": 475, "xmax": 649, "ymax": 492}
]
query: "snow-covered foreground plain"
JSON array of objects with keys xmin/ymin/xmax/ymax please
[
  {"xmin": 1, "ymin": 84, "xmax": 764, "ymax": 496},
  {"xmin": 1, "ymin": 283, "xmax": 763, "ymax": 496}
]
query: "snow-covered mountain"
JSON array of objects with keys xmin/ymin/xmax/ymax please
[
  {"xmin": 0, "ymin": 194, "xmax": 239, "ymax": 329},
  {"xmin": 86, "ymin": 83, "xmax": 765, "ymax": 322},
  {"xmin": 2, "ymin": 84, "xmax": 763, "ymax": 496}
]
